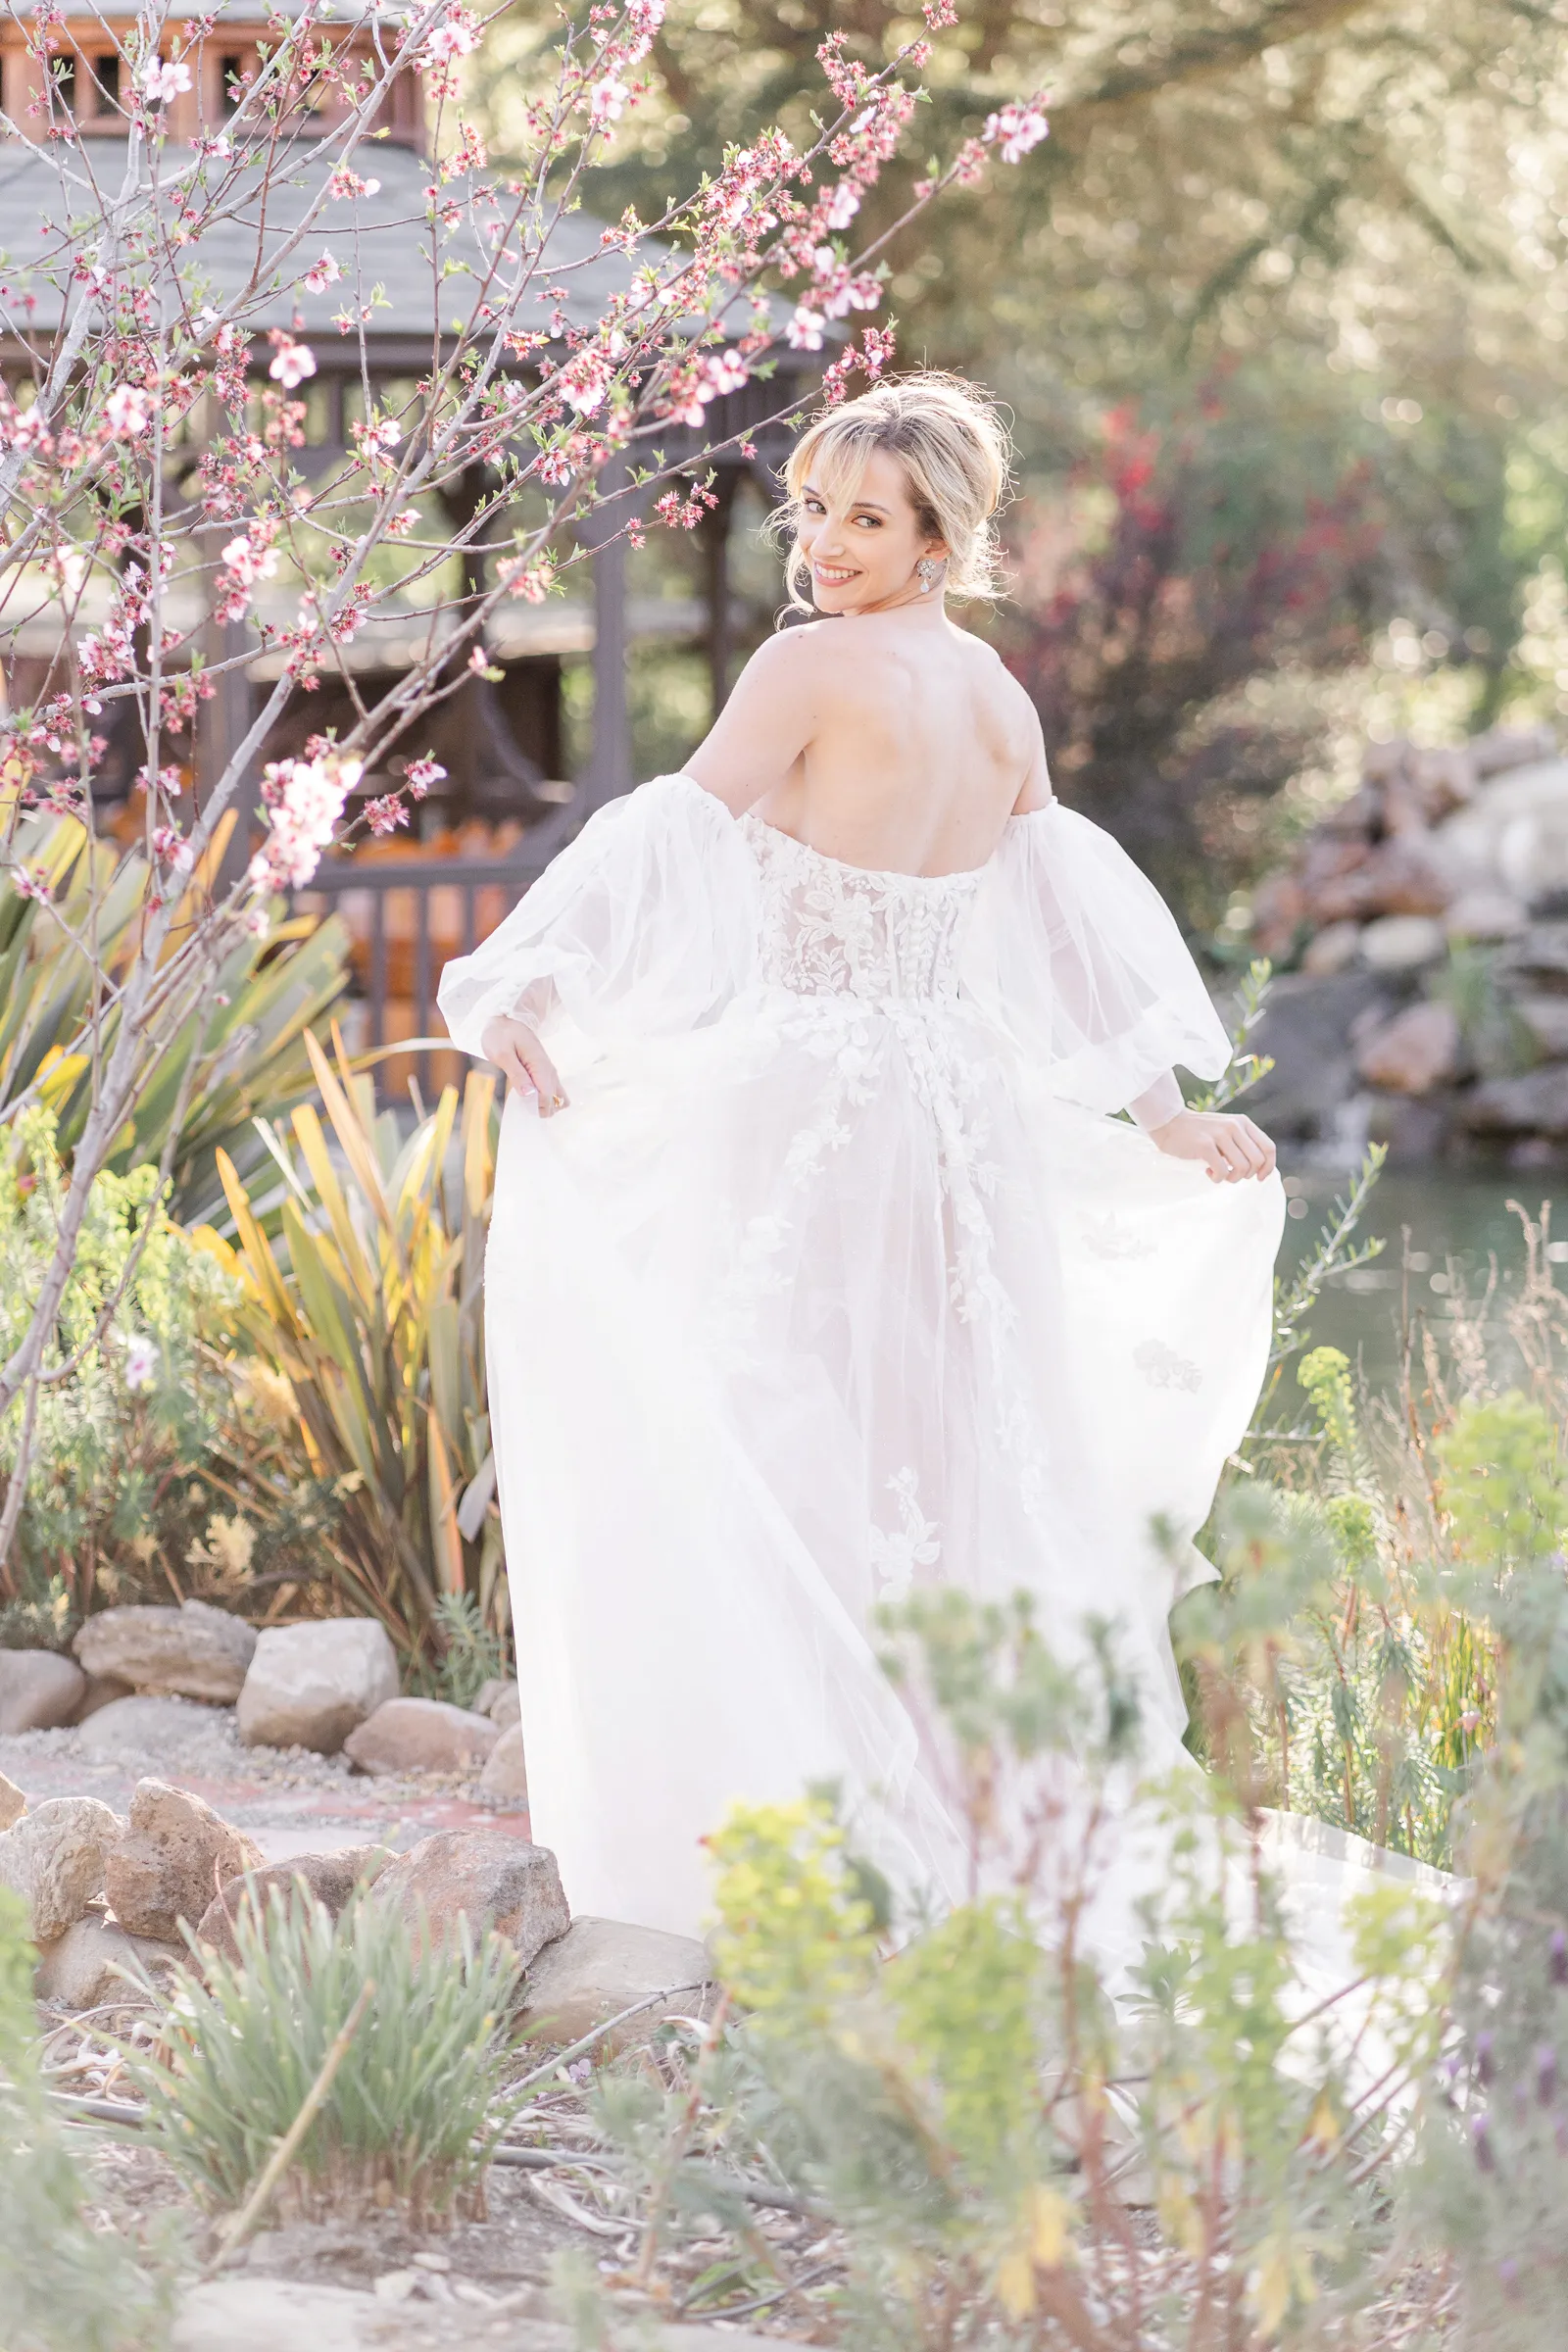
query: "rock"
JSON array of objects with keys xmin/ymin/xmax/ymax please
[
  {"xmin": 1241, "ymin": 970, "xmax": 1391, "ymax": 1140},
  {"xmin": 104, "ymin": 1779, "xmax": 264, "ymax": 1941},
  {"xmin": 78, "ymin": 1693, "xmax": 229, "ymax": 1758},
  {"xmin": 0, "ymin": 1796, "xmax": 123, "ymax": 1940},
  {"xmin": 237, "ymin": 1619, "xmax": 400, "ymax": 1754},
  {"xmin": 1469, "ymin": 721, "xmax": 1558, "ymax": 777},
  {"xmin": 371, "ymin": 1827, "xmax": 568, "ymax": 1965},
  {"xmin": 343, "ymin": 1696, "xmax": 499, "ymax": 1779},
  {"xmin": 1305, "ymin": 836, "xmax": 1451, "ymax": 926},
  {"xmin": 1300, "ymin": 920, "xmax": 1362, "ymax": 977},
  {"xmin": 0, "ymin": 1648, "xmax": 85, "ymax": 1735},
  {"xmin": 1358, "ymin": 913, "xmax": 1446, "ymax": 972},
  {"xmin": 518, "ymin": 1916, "xmax": 714, "ymax": 2048},
  {"xmin": 1408, "ymin": 744, "xmax": 1478, "ymax": 817},
  {"xmin": 1354, "ymin": 1001, "xmax": 1461, "ymax": 1095},
  {"xmin": 1446, "ymin": 889, "xmax": 1528, "ymax": 942},
  {"xmin": 1462, "ymin": 1066, "xmax": 1568, "ymax": 1135},
  {"xmin": 74, "ymin": 1598, "xmax": 256, "ymax": 1703},
  {"xmin": 474, "ymin": 1676, "xmax": 520, "ymax": 1727},
  {"xmin": 1365, "ymin": 1093, "xmax": 1455, "ymax": 1165},
  {"xmin": 475, "ymin": 1724, "xmax": 528, "ymax": 1808},
  {"xmin": 195, "ymin": 1845, "xmax": 393, "ymax": 1969},
  {"xmin": 1499, "ymin": 921, "xmax": 1568, "ymax": 983},
  {"xmin": 0, "ymin": 1771, "xmax": 24, "ymax": 1831},
  {"xmin": 1435, "ymin": 759, "xmax": 1568, "ymax": 899},
  {"xmin": 73, "ymin": 1673, "xmax": 133, "ymax": 1724},
  {"xmin": 1514, "ymin": 996, "xmax": 1568, "ymax": 1058},
  {"xmin": 34, "ymin": 1911, "xmax": 184, "ymax": 2008}
]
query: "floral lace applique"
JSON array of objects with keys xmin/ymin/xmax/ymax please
[
  {"xmin": 868, "ymin": 1468, "xmax": 941, "ymax": 1602},
  {"xmin": 1081, "ymin": 1212, "xmax": 1156, "ymax": 1262},
  {"xmin": 1134, "ymin": 1338, "xmax": 1203, "ymax": 1394}
]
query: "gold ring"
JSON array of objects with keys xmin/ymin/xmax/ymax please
[{"xmin": 551, "ymin": 1093, "xmax": 566, "ymax": 1110}]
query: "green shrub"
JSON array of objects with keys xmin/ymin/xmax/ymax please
[
  {"xmin": 0, "ymin": 1889, "xmax": 176, "ymax": 2351},
  {"xmin": 132, "ymin": 1884, "xmax": 522, "ymax": 2229},
  {"xmin": 0, "ymin": 1103, "xmax": 335, "ymax": 1617}
]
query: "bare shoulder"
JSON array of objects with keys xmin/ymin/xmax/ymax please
[{"xmin": 736, "ymin": 619, "xmax": 836, "ymax": 680}]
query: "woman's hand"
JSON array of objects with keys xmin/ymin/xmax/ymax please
[
  {"xmin": 480, "ymin": 1014, "xmax": 569, "ymax": 1116},
  {"xmin": 1149, "ymin": 1106, "xmax": 1276, "ymax": 1183}
]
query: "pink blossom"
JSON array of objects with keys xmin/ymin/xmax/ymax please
[
  {"xmin": 364, "ymin": 794, "xmax": 409, "ymax": 836},
  {"xmin": 249, "ymin": 751, "xmax": 362, "ymax": 892},
  {"xmin": 423, "ymin": 5, "xmax": 480, "ymax": 63},
  {"xmin": 10, "ymin": 867, "xmax": 51, "ymax": 904},
  {"xmin": 787, "ymin": 305, "xmax": 826, "ymax": 352},
  {"xmin": 327, "ymin": 166, "xmax": 381, "ymax": 201},
  {"xmin": 983, "ymin": 102, "xmax": 1049, "ymax": 164},
  {"xmin": 405, "ymin": 758, "xmax": 446, "ymax": 800},
  {"xmin": 922, "ymin": 0, "xmax": 958, "ymax": 24},
  {"xmin": 303, "ymin": 254, "xmax": 342, "ymax": 294},
  {"xmin": 497, "ymin": 555, "xmax": 554, "ymax": 602},
  {"xmin": 105, "ymin": 385, "xmax": 154, "ymax": 438},
  {"xmin": 269, "ymin": 337, "xmax": 317, "ymax": 390},
  {"xmin": 220, "ymin": 528, "xmax": 279, "ymax": 589},
  {"xmin": 139, "ymin": 57, "xmax": 192, "ymax": 105},
  {"xmin": 151, "ymin": 823, "xmax": 195, "ymax": 873},
  {"xmin": 822, "ymin": 180, "xmax": 861, "ymax": 231},
  {"xmin": 560, "ymin": 348, "xmax": 612, "ymax": 416},
  {"xmin": 589, "ymin": 76, "xmax": 630, "ymax": 126},
  {"xmin": 536, "ymin": 446, "xmax": 575, "ymax": 487},
  {"xmin": 135, "ymin": 762, "xmax": 185, "ymax": 799}
]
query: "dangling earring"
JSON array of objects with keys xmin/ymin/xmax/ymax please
[{"xmin": 916, "ymin": 556, "xmax": 944, "ymax": 595}]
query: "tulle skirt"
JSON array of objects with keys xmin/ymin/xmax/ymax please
[{"xmin": 485, "ymin": 978, "xmax": 1287, "ymax": 1942}]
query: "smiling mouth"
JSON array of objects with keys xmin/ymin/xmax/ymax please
[{"xmin": 812, "ymin": 563, "xmax": 859, "ymax": 586}]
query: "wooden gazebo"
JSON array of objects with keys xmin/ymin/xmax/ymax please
[{"xmin": 1, "ymin": 3, "xmax": 818, "ymax": 1078}]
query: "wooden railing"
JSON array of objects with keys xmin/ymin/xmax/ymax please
[{"xmin": 299, "ymin": 802, "xmax": 578, "ymax": 1061}]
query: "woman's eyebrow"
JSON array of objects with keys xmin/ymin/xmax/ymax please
[{"xmin": 804, "ymin": 481, "xmax": 891, "ymax": 514}]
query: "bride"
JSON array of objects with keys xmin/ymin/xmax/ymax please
[{"xmin": 439, "ymin": 373, "xmax": 1286, "ymax": 1944}]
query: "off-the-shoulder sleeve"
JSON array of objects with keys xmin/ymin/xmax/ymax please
[
  {"xmin": 437, "ymin": 772, "xmax": 759, "ymax": 1061},
  {"xmin": 959, "ymin": 804, "xmax": 1232, "ymax": 1116}
]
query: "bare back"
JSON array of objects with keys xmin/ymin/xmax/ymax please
[{"xmin": 683, "ymin": 610, "xmax": 1052, "ymax": 878}]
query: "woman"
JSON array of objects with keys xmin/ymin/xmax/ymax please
[{"xmin": 439, "ymin": 374, "xmax": 1285, "ymax": 1944}]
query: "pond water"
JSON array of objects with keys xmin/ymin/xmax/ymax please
[{"xmin": 1277, "ymin": 1161, "xmax": 1568, "ymax": 1403}]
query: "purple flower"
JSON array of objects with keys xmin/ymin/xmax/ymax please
[
  {"xmin": 1471, "ymin": 2113, "xmax": 1496, "ymax": 2172},
  {"xmin": 1551, "ymin": 1928, "xmax": 1568, "ymax": 1986},
  {"xmin": 1476, "ymin": 2031, "xmax": 1495, "ymax": 2086},
  {"xmin": 1539, "ymin": 2045, "xmax": 1558, "ymax": 2106},
  {"xmin": 1498, "ymin": 2256, "xmax": 1521, "ymax": 2300}
]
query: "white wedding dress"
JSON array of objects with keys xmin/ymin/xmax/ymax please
[{"xmin": 439, "ymin": 771, "xmax": 1288, "ymax": 1943}]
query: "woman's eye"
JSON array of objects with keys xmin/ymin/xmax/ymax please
[{"xmin": 854, "ymin": 514, "xmax": 879, "ymax": 528}]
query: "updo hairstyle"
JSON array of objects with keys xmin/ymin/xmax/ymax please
[{"xmin": 769, "ymin": 371, "xmax": 1013, "ymax": 615}]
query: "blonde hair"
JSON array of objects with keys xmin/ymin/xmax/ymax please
[{"xmin": 770, "ymin": 371, "xmax": 1012, "ymax": 615}]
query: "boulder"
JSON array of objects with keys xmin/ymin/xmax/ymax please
[
  {"xmin": 1240, "ymin": 970, "xmax": 1390, "ymax": 1140},
  {"xmin": 34, "ymin": 1911, "xmax": 184, "ymax": 2009},
  {"xmin": 370, "ymin": 1827, "xmax": 568, "ymax": 1965},
  {"xmin": 0, "ymin": 1771, "xmax": 24, "ymax": 1831},
  {"xmin": 237, "ymin": 1619, "xmax": 400, "ymax": 1754},
  {"xmin": 518, "ymin": 1916, "xmax": 715, "ymax": 2049},
  {"xmin": 1446, "ymin": 889, "xmax": 1528, "ymax": 942},
  {"xmin": 1305, "ymin": 836, "xmax": 1451, "ymax": 926},
  {"xmin": 343, "ymin": 1697, "xmax": 499, "ymax": 1779},
  {"xmin": 474, "ymin": 1677, "xmax": 520, "ymax": 1728},
  {"xmin": 104, "ymin": 1779, "xmax": 264, "ymax": 1941},
  {"xmin": 1359, "ymin": 913, "xmax": 1446, "ymax": 972},
  {"xmin": 475, "ymin": 1723, "xmax": 528, "ymax": 1809},
  {"xmin": 1435, "ymin": 759, "xmax": 1568, "ymax": 899},
  {"xmin": 0, "ymin": 1796, "xmax": 123, "ymax": 1940},
  {"xmin": 1354, "ymin": 1001, "xmax": 1461, "ymax": 1096},
  {"xmin": 1461, "ymin": 1066, "xmax": 1568, "ymax": 1135},
  {"xmin": 195, "ymin": 1845, "xmax": 393, "ymax": 1969},
  {"xmin": 74, "ymin": 1673, "xmax": 133, "ymax": 1724},
  {"xmin": 1469, "ymin": 722, "xmax": 1558, "ymax": 778},
  {"xmin": 78, "ymin": 1693, "xmax": 229, "ymax": 1758},
  {"xmin": 1300, "ymin": 920, "xmax": 1361, "ymax": 977},
  {"xmin": 74, "ymin": 1598, "xmax": 256, "ymax": 1703},
  {"xmin": 1499, "ymin": 921, "xmax": 1568, "ymax": 983},
  {"xmin": 0, "ymin": 1648, "xmax": 85, "ymax": 1735},
  {"xmin": 1514, "ymin": 996, "xmax": 1568, "ymax": 1059}
]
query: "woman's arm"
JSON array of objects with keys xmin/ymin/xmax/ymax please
[{"xmin": 682, "ymin": 627, "xmax": 822, "ymax": 811}]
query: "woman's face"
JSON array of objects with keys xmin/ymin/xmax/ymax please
[{"xmin": 795, "ymin": 445, "xmax": 947, "ymax": 616}]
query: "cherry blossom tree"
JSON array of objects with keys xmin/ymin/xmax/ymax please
[{"xmin": 0, "ymin": 0, "xmax": 1045, "ymax": 1570}]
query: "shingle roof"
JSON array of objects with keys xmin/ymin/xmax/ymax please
[{"xmin": 0, "ymin": 135, "xmax": 806, "ymax": 358}]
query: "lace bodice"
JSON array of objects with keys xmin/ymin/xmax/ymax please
[{"xmin": 741, "ymin": 815, "xmax": 981, "ymax": 1004}]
